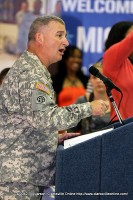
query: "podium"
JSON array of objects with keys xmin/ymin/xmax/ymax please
[{"xmin": 55, "ymin": 118, "xmax": 133, "ymax": 200}]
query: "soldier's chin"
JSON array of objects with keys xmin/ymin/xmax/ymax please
[{"xmin": 58, "ymin": 55, "xmax": 63, "ymax": 61}]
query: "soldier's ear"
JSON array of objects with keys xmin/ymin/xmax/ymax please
[{"xmin": 35, "ymin": 32, "xmax": 43, "ymax": 44}]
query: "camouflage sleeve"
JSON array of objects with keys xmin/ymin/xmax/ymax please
[{"xmin": 20, "ymin": 81, "xmax": 92, "ymax": 132}]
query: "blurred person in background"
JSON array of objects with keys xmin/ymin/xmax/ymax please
[
  {"xmin": 3, "ymin": 0, "xmax": 14, "ymax": 22},
  {"xmin": 69, "ymin": 61, "xmax": 110, "ymax": 135},
  {"xmin": 16, "ymin": 0, "xmax": 42, "ymax": 56},
  {"xmin": 103, "ymin": 21, "xmax": 133, "ymax": 122},
  {"xmin": 52, "ymin": 0, "xmax": 62, "ymax": 17},
  {"xmin": 33, "ymin": 0, "xmax": 42, "ymax": 15},
  {"xmin": 15, "ymin": 1, "xmax": 29, "ymax": 26},
  {"xmin": 52, "ymin": 45, "xmax": 88, "ymax": 106}
]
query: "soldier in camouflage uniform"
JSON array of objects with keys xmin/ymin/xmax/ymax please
[{"xmin": 0, "ymin": 16, "xmax": 109, "ymax": 200}]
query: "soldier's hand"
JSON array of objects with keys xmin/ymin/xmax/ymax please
[
  {"xmin": 58, "ymin": 131, "xmax": 80, "ymax": 144},
  {"xmin": 90, "ymin": 100, "xmax": 109, "ymax": 116}
]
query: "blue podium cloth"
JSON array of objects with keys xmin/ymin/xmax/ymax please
[
  {"xmin": 55, "ymin": 136, "xmax": 102, "ymax": 200},
  {"xmin": 101, "ymin": 122, "xmax": 133, "ymax": 200},
  {"xmin": 55, "ymin": 118, "xmax": 133, "ymax": 200}
]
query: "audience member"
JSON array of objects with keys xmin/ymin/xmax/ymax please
[
  {"xmin": 3, "ymin": 0, "xmax": 14, "ymax": 22},
  {"xmin": 52, "ymin": 0, "xmax": 62, "ymax": 17},
  {"xmin": 15, "ymin": 1, "xmax": 29, "ymax": 26},
  {"xmin": 103, "ymin": 21, "xmax": 133, "ymax": 122},
  {"xmin": 16, "ymin": 0, "xmax": 42, "ymax": 56},
  {"xmin": 0, "ymin": 16, "xmax": 109, "ymax": 199},
  {"xmin": 69, "ymin": 61, "xmax": 110, "ymax": 134},
  {"xmin": 52, "ymin": 45, "xmax": 88, "ymax": 106},
  {"xmin": 33, "ymin": 0, "xmax": 42, "ymax": 15}
]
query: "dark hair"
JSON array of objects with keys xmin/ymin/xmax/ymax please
[
  {"xmin": 58, "ymin": 45, "xmax": 83, "ymax": 76},
  {"xmin": 52, "ymin": 45, "xmax": 88, "ymax": 94},
  {"xmin": 0, "ymin": 67, "xmax": 10, "ymax": 84},
  {"xmin": 105, "ymin": 21, "xmax": 133, "ymax": 50}
]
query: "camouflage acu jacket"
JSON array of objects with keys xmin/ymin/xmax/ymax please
[{"xmin": 0, "ymin": 51, "xmax": 92, "ymax": 186}]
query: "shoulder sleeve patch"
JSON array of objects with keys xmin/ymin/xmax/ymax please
[{"xmin": 36, "ymin": 82, "xmax": 50, "ymax": 95}]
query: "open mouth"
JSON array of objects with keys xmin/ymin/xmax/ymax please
[{"xmin": 59, "ymin": 49, "xmax": 65, "ymax": 54}]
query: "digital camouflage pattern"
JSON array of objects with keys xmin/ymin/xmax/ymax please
[
  {"xmin": 0, "ymin": 51, "xmax": 92, "ymax": 198},
  {"xmin": 0, "ymin": 182, "xmax": 40, "ymax": 200}
]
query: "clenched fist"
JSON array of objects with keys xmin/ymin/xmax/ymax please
[{"xmin": 90, "ymin": 100, "xmax": 109, "ymax": 116}]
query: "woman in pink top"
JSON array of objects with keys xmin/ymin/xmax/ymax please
[{"xmin": 103, "ymin": 21, "xmax": 133, "ymax": 122}]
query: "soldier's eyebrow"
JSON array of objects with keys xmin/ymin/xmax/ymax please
[{"xmin": 56, "ymin": 31, "xmax": 67, "ymax": 37}]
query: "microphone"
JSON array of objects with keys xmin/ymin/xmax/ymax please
[{"xmin": 89, "ymin": 66, "xmax": 121, "ymax": 92}]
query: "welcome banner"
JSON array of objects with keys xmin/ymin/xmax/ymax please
[{"xmin": 61, "ymin": 0, "xmax": 133, "ymax": 74}]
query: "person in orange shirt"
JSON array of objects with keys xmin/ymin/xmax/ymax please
[
  {"xmin": 52, "ymin": 45, "xmax": 88, "ymax": 106},
  {"xmin": 103, "ymin": 21, "xmax": 133, "ymax": 122}
]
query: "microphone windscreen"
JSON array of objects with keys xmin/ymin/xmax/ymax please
[{"xmin": 89, "ymin": 66, "xmax": 99, "ymax": 76}]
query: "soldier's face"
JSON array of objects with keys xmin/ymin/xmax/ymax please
[{"xmin": 40, "ymin": 21, "xmax": 69, "ymax": 66}]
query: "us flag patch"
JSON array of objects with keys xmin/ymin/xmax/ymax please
[{"xmin": 36, "ymin": 82, "xmax": 50, "ymax": 95}]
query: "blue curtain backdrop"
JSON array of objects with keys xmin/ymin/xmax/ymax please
[{"xmin": 61, "ymin": 0, "xmax": 133, "ymax": 74}]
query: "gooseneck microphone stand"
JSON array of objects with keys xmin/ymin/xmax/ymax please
[
  {"xmin": 106, "ymin": 87, "xmax": 124, "ymax": 125},
  {"xmin": 89, "ymin": 66, "xmax": 124, "ymax": 125}
]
